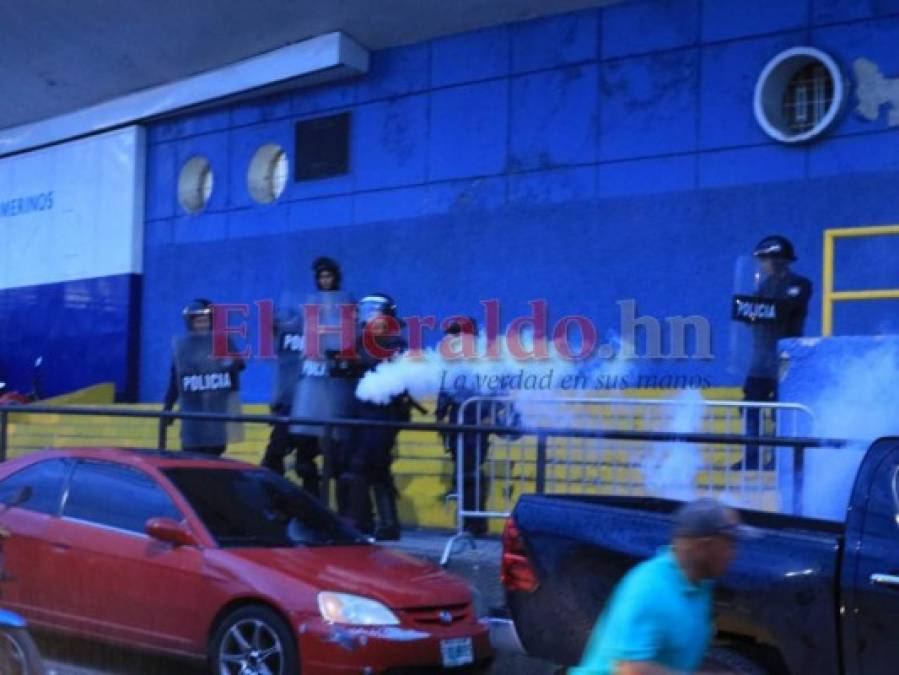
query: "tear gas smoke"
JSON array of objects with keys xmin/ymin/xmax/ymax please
[
  {"xmin": 641, "ymin": 389, "xmax": 707, "ymax": 502},
  {"xmin": 356, "ymin": 328, "xmax": 899, "ymax": 523},
  {"xmin": 355, "ymin": 331, "xmax": 634, "ymax": 419},
  {"xmin": 636, "ymin": 341, "xmax": 899, "ymax": 520},
  {"xmin": 799, "ymin": 341, "xmax": 899, "ymax": 520}
]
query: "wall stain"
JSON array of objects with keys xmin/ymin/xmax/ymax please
[{"xmin": 854, "ymin": 58, "xmax": 899, "ymax": 126}]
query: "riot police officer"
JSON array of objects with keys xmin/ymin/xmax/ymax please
[
  {"xmin": 732, "ymin": 235, "xmax": 812, "ymax": 469},
  {"xmin": 345, "ymin": 293, "xmax": 416, "ymax": 540},
  {"xmin": 290, "ymin": 257, "xmax": 357, "ymax": 502},
  {"xmin": 435, "ymin": 318, "xmax": 521, "ymax": 536},
  {"xmin": 163, "ymin": 299, "xmax": 246, "ymax": 456},
  {"xmin": 260, "ymin": 305, "xmax": 321, "ymax": 495}
]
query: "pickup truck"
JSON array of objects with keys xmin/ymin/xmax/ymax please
[{"xmin": 498, "ymin": 436, "xmax": 899, "ymax": 674}]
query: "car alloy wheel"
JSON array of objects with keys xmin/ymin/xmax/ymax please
[
  {"xmin": 219, "ymin": 618, "xmax": 283, "ymax": 675},
  {"xmin": 211, "ymin": 605, "xmax": 298, "ymax": 675}
]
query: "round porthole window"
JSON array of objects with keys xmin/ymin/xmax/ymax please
[
  {"xmin": 247, "ymin": 144, "xmax": 289, "ymax": 204},
  {"xmin": 754, "ymin": 47, "xmax": 844, "ymax": 144},
  {"xmin": 178, "ymin": 156, "xmax": 214, "ymax": 213}
]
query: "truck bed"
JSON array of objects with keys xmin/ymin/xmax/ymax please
[{"xmin": 509, "ymin": 494, "xmax": 844, "ymax": 672}]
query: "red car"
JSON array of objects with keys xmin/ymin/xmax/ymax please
[{"xmin": 0, "ymin": 448, "xmax": 493, "ymax": 674}]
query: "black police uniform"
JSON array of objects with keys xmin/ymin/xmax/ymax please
[
  {"xmin": 260, "ymin": 309, "xmax": 321, "ymax": 494},
  {"xmin": 289, "ymin": 258, "xmax": 357, "ymax": 504},
  {"xmin": 745, "ymin": 271, "xmax": 812, "ymax": 397},
  {"xmin": 343, "ymin": 332, "xmax": 411, "ymax": 540},
  {"xmin": 738, "ymin": 237, "xmax": 812, "ymax": 469}
]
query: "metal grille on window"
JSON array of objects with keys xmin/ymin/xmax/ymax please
[
  {"xmin": 755, "ymin": 47, "xmax": 844, "ymax": 144},
  {"xmin": 783, "ymin": 63, "xmax": 835, "ymax": 134}
]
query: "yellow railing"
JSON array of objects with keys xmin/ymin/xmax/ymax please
[{"xmin": 822, "ymin": 225, "xmax": 899, "ymax": 336}]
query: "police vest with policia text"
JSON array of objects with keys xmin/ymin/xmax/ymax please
[
  {"xmin": 731, "ymin": 293, "xmax": 803, "ymax": 326},
  {"xmin": 180, "ymin": 371, "xmax": 233, "ymax": 393}
]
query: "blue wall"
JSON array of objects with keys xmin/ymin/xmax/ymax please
[
  {"xmin": 0, "ymin": 274, "xmax": 140, "ymax": 399},
  {"xmin": 141, "ymin": 0, "xmax": 899, "ymax": 402}
]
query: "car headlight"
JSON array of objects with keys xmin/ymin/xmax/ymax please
[{"xmin": 317, "ymin": 592, "xmax": 400, "ymax": 626}]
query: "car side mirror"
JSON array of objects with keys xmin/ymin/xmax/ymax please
[
  {"xmin": 2, "ymin": 486, "xmax": 32, "ymax": 509},
  {"xmin": 146, "ymin": 517, "xmax": 196, "ymax": 547}
]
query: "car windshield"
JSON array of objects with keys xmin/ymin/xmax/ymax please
[{"xmin": 163, "ymin": 468, "xmax": 368, "ymax": 548}]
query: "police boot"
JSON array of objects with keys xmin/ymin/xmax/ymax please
[
  {"xmin": 342, "ymin": 474, "xmax": 374, "ymax": 535},
  {"xmin": 292, "ymin": 435, "xmax": 322, "ymax": 497},
  {"xmin": 260, "ymin": 443, "xmax": 287, "ymax": 475},
  {"xmin": 372, "ymin": 482, "xmax": 401, "ymax": 541},
  {"xmin": 462, "ymin": 472, "xmax": 489, "ymax": 537},
  {"xmin": 261, "ymin": 419, "xmax": 293, "ymax": 475},
  {"xmin": 296, "ymin": 459, "xmax": 321, "ymax": 498},
  {"xmin": 336, "ymin": 475, "xmax": 351, "ymax": 518}
]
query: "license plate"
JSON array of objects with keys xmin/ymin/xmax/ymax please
[{"xmin": 440, "ymin": 637, "xmax": 474, "ymax": 668}]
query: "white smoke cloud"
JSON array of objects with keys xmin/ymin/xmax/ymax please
[
  {"xmin": 799, "ymin": 339, "xmax": 899, "ymax": 520},
  {"xmin": 354, "ymin": 332, "xmax": 636, "ymax": 427},
  {"xmin": 642, "ymin": 389, "xmax": 707, "ymax": 502},
  {"xmin": 631, "ymin": 341, "xmax": 899, "ymax": 521},
  {"xmin": 632, "ymin": 341, "xmax": 899, "ymax": 519},
  {"xmin": 356, "ymin": 323, "xmax": 899, "ymax": 523}
]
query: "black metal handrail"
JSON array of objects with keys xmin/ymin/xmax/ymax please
[
  {"xmin": 0, "ymin": 403, "xmax": 847, "ymax": 449},
  {"xmin": 0, "ymin": 404, "xmax": 849, "ymax": 513}
]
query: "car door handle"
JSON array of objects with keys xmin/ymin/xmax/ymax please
[
  {"xmin": 870, "ymin": 573, "xmax": 899, "ymax": 588},
  {"xmin": 51, "ymin": 542, "xmax": 70, "ymax": 552}
]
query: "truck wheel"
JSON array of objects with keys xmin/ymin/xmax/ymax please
[
  {"xmin": 702, "ymin": 646, "xmax": 770, "ymax": 674},
  {"xmin": 209, "ymin": 604, "xmax": 299, "ymax": 675}
]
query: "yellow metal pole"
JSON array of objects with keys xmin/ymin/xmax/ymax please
[
  {"xmin": 822, "ymin": 224, "xmax": 899, "ymax": 336},
  {"xmin": 831, "ymin": 290, "xmax": 899, "ymax": 301},
  {"xmin": 825, "ymin": 224, "xmax": 899, "ymax": 238},
  {"xmin": 822, "ymin": 230, "xmax": 835, "ymax": 337}
]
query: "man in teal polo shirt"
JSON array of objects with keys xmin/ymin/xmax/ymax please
[{"xmin": 572, "ymin": 499, "xmax": 748, "ymax": 675}]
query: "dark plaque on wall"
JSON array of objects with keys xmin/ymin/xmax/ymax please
[{"xmin": 294, "ymin": 112, "xmax": 351, "ymax": 181}]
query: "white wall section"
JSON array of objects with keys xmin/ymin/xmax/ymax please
[{"xmin": 0, "ymin": 126, "xmax": 145, "ymax": 290}]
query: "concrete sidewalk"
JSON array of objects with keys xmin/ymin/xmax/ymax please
[
  {"xmin": 384, "ymin": 528, "xmax": 560, "ymax": 675},
  {"xmin": 385, "ymin": 528, "xmax": 505, "ymax": 614}
]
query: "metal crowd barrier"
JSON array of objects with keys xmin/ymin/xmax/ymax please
[{"xmin": 443, "ymin": 396, "xmax": 816, "ymax": 563}]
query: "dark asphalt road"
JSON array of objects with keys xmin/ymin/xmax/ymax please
[
  {"xmin": 41, "ymin": 633, "xmax": 558, "ymax": 675},
  {"xmin": 42, "ymin": 636, "xmax": 558, "ymax": 674}
]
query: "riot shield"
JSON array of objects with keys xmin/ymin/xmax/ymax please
[
  {"xmin": 174, "ymin": 334, "xmax": 243, "ymax": 449},
  {"xmin": 727, "ymin": 255, "xmax": 760, "ymax": 376},
  {"xmin": 271, "ymin": 291, "xmax": 305, "ymax": 414},
  {"xmin": 226, "ymin": 390, "xmax": 245, "ymax": 443},
  {"xmin": 291, "ymin": 289, "xmax": 358, "ymax": 441},
  {"xmin": 173, "ymin": 334, "xmax": 229, "ymax": 449},
  {"xmin": 275, "ymin": 289, "xmax": 304, "ymax": 330}
]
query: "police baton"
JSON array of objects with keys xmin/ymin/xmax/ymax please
[{"xmin": 406, "ymin": 395, "xmax": 429, "ymax": 416}]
